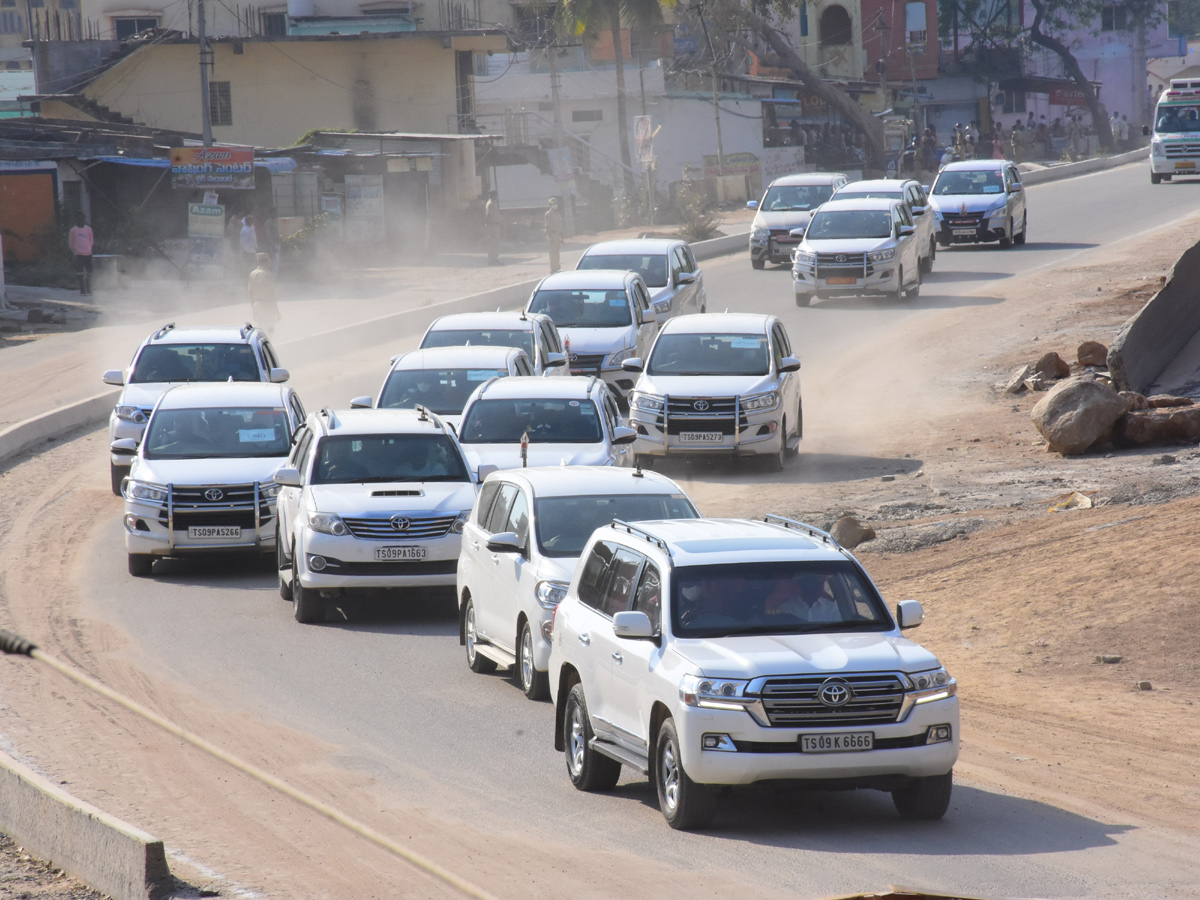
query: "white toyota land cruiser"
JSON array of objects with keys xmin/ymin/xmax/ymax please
[{"xmin": 548, "ymin": 515, "xmax": 959, "ymax": 830}]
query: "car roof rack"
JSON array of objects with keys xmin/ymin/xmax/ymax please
[
  {"xmin": 762, "ymin": 514, "xmax": 841, "ymax": 548},
  {"xmin": 318, "ymin": 407, "xmax": 339, "ymax": 429},
  {"xmin": 477, "ymin": 375, "xmax": 502, "ymax": 397},
  {"xmin": 611, "ymin": 519, "xmax": 670, "ymax": 553},
  {"xmin": 240, "ymin": 323, "xmax": 254, "ymax": 339},
  {"xmin": 152, "ymin": 322, "xmax": 176, "ymax": 341}
]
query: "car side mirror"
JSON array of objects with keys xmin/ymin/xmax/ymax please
[
  {"xmin": 675, "ymin": 270, "xmax": 697, "ymax": 285},
  {"xmin": 613, "ymin": 610, "xmax": 655, "ymax": 639},
  {"xmin": 273, "ymin": 465, "xmax": 302, "ymax": 487},
  {"xmin": 788, "ymin": 226, "xmax": 806, "ymax": 238},
  {"xmin": 350, "ymin": 395, "xmax": 373, "ymax": 409},
  {"xmin": 389, "ymin": 353, "xmax": 403, "ymax": 365},
  {"xmin": 269, "ymin": 367, "xmax": 290, "ymax": 383},
  {"xmin": 1143, "ymin": 125, "xmax": 1151, "ymax": 136},
  {"xmin": 898, "ymin": 224, "xmax": 915, "ymax": 237},
  {"xmin": 102, "ymin": 369, "xmax": 125, "ymax": 386},
  {"xmin": 110, "ymin": 438, "xmax": 138, "ymax": 456},
  {"xmin": 911, "ymin": 205, "xmax": 927, "ymax": 216},
  {"xmin": 477, "ymin": 464, "xmax": 499, "ymax": 482},
  {"xmin": 612, "ymin": 426, "xmax": 637, "ymax": 445},
  {"xmin": 779, "ymin": 355, "xmax": 801, "ymax": 373},
  {"xmin": 545, "ymin": 352, "xmax": 567, "ymax": 368},
  {"xmin": 896, "ymin": 599, "xmax": 924, "ymax": 630},
  {"xmin": 746, "ymin": 200, "xmax": 758, "ymax": 210},
  {"xmin": 486, "ymin": 531, "xmax": 520, "ymax": 553},
  {"xmin": 621, "ymin": 357, "xmax": 644, "ymax": 373},
  {"xmin": 637, "ymin": 308, "xmax": 658, "ymax": 326}
]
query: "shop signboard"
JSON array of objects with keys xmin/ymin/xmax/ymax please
[{"xmin": 171, "ymin": 147, "xmax": 255, "ymax": 189}]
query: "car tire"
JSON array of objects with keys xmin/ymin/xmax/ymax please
[
  {"xmin": 999, "ymin": 218, "xmax": 1013, "ymax": 248},
  {"xmin": 292, "ymin": 554, "xmax": 324, "ymax": 624},
  {"xmin": 1014, "ymin": 214, "xmax": 1027, "ymax": 245},
  {"xmin": 889, "ymin": 267, "xmax": 905, "ymax": 302},
  {"xmin": 906, "ymin": 266, "xmax": 921, "ymax": 299},
  {"xmin": 564, "ymin": 684, "xmax": 622, "ymax": 791},
  {"xmin": 794, "ymin": 292, "xmax": 811, "ymax": 308},
  {"xmin": 751, "ymin": 257, "xmax": 765, "ymax": 270},
  {"xmin": 464, "ymin": 599, "xmax": 496, "ymax": 673},
  {"xmin": 1151, "ymin": 172, "xmax": 1162, "ymax": 185},
  {"xmin": 655, "ymin": 718, "xmax": 717, "ymax": 830},
  {"xmin": 892, "ymin": 771, "xmax": 953, "ymax": 820},
  {"xmin": 794, "ymin": 399, "xmax": 803, "ymax": 446},
  {"xmin": 516, "ymin": 620, "xmax": 549, "ymax": 701},
  {"xmin": 278, "ymin": 531, "xmax": 293, "ymax": 601},
  {"xmin": 127, "ymin": 554, "xmax": 153, "ymax": 577},
  {"xmin": 762, "ymin": 424, "xmax": 786, "ymax": 472},
  {"xmin": 110, "ymin": 463, "xmax": 128, "ymax": 497}
]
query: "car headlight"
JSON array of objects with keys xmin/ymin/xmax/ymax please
[
  {"xmin": 308, "ymin": 511, "xmax": 349, "ymax": 536},
  {"xmin": 740, "ymin": 390, "xmax": 779, "ymax": 411},
  {"xmin": 535, "ymin": 579, "xmax": 570, "ymax": 609},
  {"xmin": 908, "ymin": 666, "xmax": 957, "ymax": 705},
  {"xmin": 1152, "ymin": 139, "xmax": 1165, "ymax": 158},
  {"xmin": 125, "ymin": 480, "xmax": 167, "ymax": 503},
  {"xmin": 867, "ymin": 247, "xmax": 896, "ymax": 263},
  {"xmin": 750, "ymin": 226, "xmax": 769, "ymax": 240},
  {"xmin": 605, "ymin": 346, "xmax": 636, "ymax": 367},
  {"xmin": 793, "ymin": 250, "xmax": 816, "ymax": 266},
  {"xmin": 115, "ymin": 405, "xmax": 147, "ymax": 424},
  {"xmin": 259, "ymin": 481, "xmax": 282, "ymax": 499},
  {"xmin": 630, "ymin": 391, "xmax": 664, "ymax": 412},
  {"xmin": 679, "ymin": 674, "xmax": 754, "ymax": 710},
  {"xmin": 450, "ymin": 510, "xmax": 471, "ymax": 534}
]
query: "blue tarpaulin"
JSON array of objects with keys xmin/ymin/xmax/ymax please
[{"xmin": 88, "ymin": 156, "xmax": 297, "ymax": 173}]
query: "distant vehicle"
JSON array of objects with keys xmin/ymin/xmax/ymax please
[
  {"xmin": 273, "ymin": 407, "xmax": 478, "ymax": 623},
  {"xmin": 928, "ymin": 160, "xmax": 1027, "ymax": 248},
  {"xmin": 747, "ymin": 173, "xmax": 849, "ymax": 269},
  {"xmin": 456, "ymin": 375, "xmax": 636, "ymax": 474},
  {"xmin": 102, "ymin": 323, "xmax": 289, "ymax": 495},
  {"xmin": 117, "ymin": 381, "xmax": 304, "ymax": 577},
  {"xmin": 548, "ymin": 515, "xmax": 959, "ymax": 830},
  {"xmin": 1149, "ymin": 79, "xmax": 1200, "ymax": 184},
  {"xmin": 833, "ymin": 178, "xmax": 936, "ymax": 273},
  {"xmin": 575, "ymin": 238, "xmax": 706, "ymax": 320},
  {"xmin": 456, "ymin": 465, "xmax": 698, "ymax": 699},
  {"xmin": 418, "ymin": 310, "xmax": 568, "ymax": 376},
  {"xmin": 791, "ymin": 197, "xmax": 922, "ymax": 306},
  {"xmin": 350, "ymin": 345, "xmax": 534, "ymax": 432},
  {"xmin": 623, "ymin": 313, "xmax": 802, "ymax": 471},
  {"xmin": 525, "ymin": 269, "xmax": 659, "ymax": 408}
]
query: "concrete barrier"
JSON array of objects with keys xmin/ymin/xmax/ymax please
[
  {"xmin": 1020, "ymin": 147, "xmax": 1147, "ymax": 186},
  {"xmin": 1108, "ymin": 237, "xmax": 1200, "ymax": 393},
  {"xmin": 0, "ymin": 389, "xmax": 119, "ymax": 467},
  {"xmin": 0, "ymin": 749, "xmax": 170, "ymax": 900}
]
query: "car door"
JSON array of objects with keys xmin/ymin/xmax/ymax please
[
  {"xmin": 492, "ymin": 485, "xmax": 534, "ymax": 653},
  {"xmin": 1006, "ymin": 165, "xmax": 1025, "ymax": 230},
  {"xmin": 681, "ymin": 245, "xmax": 704, "ymax": 314},
  {"xmin": 585, "ymin": 545, "xmax": 647, "ymax": 745},
  {"xmin": 600, "ymin": 389, "xmax": 630, "ymax": 466},
  {"xmin": 631, "ymin": 279, "xmax": 656, "ymax": 359},
  {"xmin": 565, "ymin": 540, "xmax": 622, "ymax": 725},
  {"xmin": 771, "ymin": 323, "xmax": 801, "ymax": 441},
  {"xmin": 277, "ymin": 425, "xmax": 313, "ymax": 557},
  {"xmin": 896, "ymin": 205, "xmax": 918, "ymax": 280},
  {"xmin": 606, "ymin": 559, "xmax": 662, "ymax": 754},
  {"xmin": 907, "ymin": 184, "xmax": 932, "ymax": 253},
  {"xmin": 475, "ymin": 480, "xmax": 520, "ymax": 639},
  {"xmin": 460, "ymin": 477, "xmax": 502, "ymax": 615}
]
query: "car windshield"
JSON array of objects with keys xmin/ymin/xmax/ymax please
[
  {"xmin": 1154, "ymin": 104, "xmax": 1200, "ymax": 133},
  {"xmin": 647, "ymin": 333, "xmax": 769, "ymax": 376},
  {"xmin": 310, "ymin": 434, "xmax": 469, "ymax": 484},
  {"xmin": 534, "ymin": 494, "xmax": 698, "ymax": 558},
  {"xmin": 759, "ymin": 184, "xmax": 833, "ymax": 212},
  {"xmin": 143, "ymin": 406, "xmax": 290, "ymax": 459},
  {"xmin": 932, "ymin": 170, "xmax": 1005, "ymax": 195},
  {"xmin": 671, "ymin": 560, "xmax": 891, "ymax": 639},
  {"xmin": 577, "ymin": 254, "xmax": 669, "ymax": 288},
  {"xmin": 420, "ymin": 328, "xmax": 535, "ymax": 360},
  {"xmin": 379, "ymin": 368, "xmax": 508, "ymax": 415},
  {"xmin": 459, "ymin": 398, "xmax": 602, "ymax": 444},
  {"xmin": 805, "ymin": 210, "xmax": 894, "ymax": 240},
  {"xmin": 131, "ymin": 343, "xmax": 260, "ymax": 383},
  {"xmin": 528, "ymin": 289, "xmax": 632, "ymax": 328}
]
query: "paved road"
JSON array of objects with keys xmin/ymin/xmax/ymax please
[{"xmin": 70, "ymin": 162, "xmax": 1200, "ymax": 898}]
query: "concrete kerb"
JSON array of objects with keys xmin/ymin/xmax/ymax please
[
  {"xmin": 1020, "ymin": 147, "xmax": 1148, "ymax": 186},
  {"xmin": 0, "ymin": 748, "xmax": 170, "ymax": 900},
  {"xmin": 0, "ymin": 389, "xmax": 119, "ymax": 469}
]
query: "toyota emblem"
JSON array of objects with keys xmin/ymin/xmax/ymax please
[
  {"xmin": 817, "ymin": 678, "xmax": 853, "ymax": 708},
  {"xmin": 835, "ymin": 254, "xmax": 847, "ymax": 263},
  {"xmin": 693, "ymin": 400, "xmax": 710, "ymax": 411},
  {"xmin": 569, "ymin": 353, "xmax": 578, "ymax": 362},
  {"xmin": 390, "ymin": 515, "xmax": 411, "ymax": 532},
  {"xmin": 204, "ymin": 488, "xmax": 224, "ymax": 502}
]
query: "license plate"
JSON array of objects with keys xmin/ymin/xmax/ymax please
[
  {"xmin": 953, "ymin": 228, "xmax": 976, "ymax": 236},
  {"xmin": 1175, "ymin": 161, "xmax": 1195, "ymax": 169},
  {"xmin": 801, "ymin": 732, "xmax": 874, "ymax": 753},
  {"xmin": 188, "ymin": 526, "xmax": 241, "ymax": 539},
  {"xmin": 825, "ymin": 276, "xmax": 856, "ymax": 285},
  {"xmin": 375, "ymin": 545, "xmax": 427, "ymax": 561},
  {"xmin": 679, "ymin": 432, "xmax": 723, "ymax": 443}
]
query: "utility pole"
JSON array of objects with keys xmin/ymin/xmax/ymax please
[
  {"xmin": 198, "ymin": 0, "xmax": 213, "ymax": 146},
  {"xmin": 546, "ymin": 39, "xmax": 574, "ymax": 236},
  {"xmin": 695, "ymin": 3, "xmax": 725, "ymax": 176}
]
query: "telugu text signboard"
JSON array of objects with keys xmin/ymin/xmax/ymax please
[
  {"xmin": 171, "ymin": 147, "xmax": 255, "ymax": 189},
  {"xmin": 187, "ymin": 203, "xmax": 225, "ymax": 270}
]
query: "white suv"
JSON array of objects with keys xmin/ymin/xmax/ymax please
[
  {"xmin": 102, "ymin": 323, "xmax": 290, "ymax": 495},
  {"xmin": 575, "ymin": 238, "xmax": 706, "ymax": 320},
  {"xmin": 457, "ymin": 466, "xmax": 698, "ymax": 699},
  {"xmin": 117, "ymin": 381, "xmax": 305, "ymax": 577},
  {"xmin": 624, "ymin": 313, "xmax": 802, "ymax": 471},
  {"xmin": 549, "ymin": 516, "xmax": 959, "ymax": 829},
  {"xmin": 418, "ymin": 311, "xmax": 568, "ymax": 376},
  {"xmin": 273, "ymin": 407, "xmax": 479, "ymax": 624}
]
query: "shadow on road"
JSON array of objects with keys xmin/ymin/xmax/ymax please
[
  {"xmin": 648, "ymin": 452, "xmax": 924, "ymax": 486},
  {"xmin": 806, "ymin": 293, "xmax": 1003, "ymax": 312}
]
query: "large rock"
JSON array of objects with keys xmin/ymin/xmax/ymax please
[
  {"xmin": 1077, "ymin": 341, "xmax": 1109, "ymax": 367},
  {"xmin": 1031, "ymin": 375, "xmax": 1131, "ymax": 454},
  {"xmin": 1112, "ymin": 405, "xmax": 1200, "ymax": 446},
  {"xmin": 1119, "ymin": 391, "xmax": 1149, "ymax": 411},
  {"xmin": 1035, "ymin": 351, "xmax": 1071, "ymax": 379},
  {"xmin": 829, "ymin": 515, "xmax": 876, "ymax": 549},
  {"xmin": 1148, "ymin": 394, "xmax": 1193, "ymax": 408},
  {"xmin": 1004, "ymin": 364, "xmax": 1033, "ymax": 394}
]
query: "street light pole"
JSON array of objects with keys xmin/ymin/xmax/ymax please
[
  {"xmin": 198, "ymin": 0, "xmax": 213, "ymax": 146},
  {"xmin": 546, "ymin": 39, "xmax": 574, "ymax": 236}
]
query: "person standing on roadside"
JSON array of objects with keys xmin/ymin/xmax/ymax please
[
  {"xmin": 247, "ymin": 252, "xmax": 279, "ymax": 334},
  {"xmin": 239, "ymin": 214, "xmax": 258, "ymax": 276},
  {"xmin": 545, "ymin": 197, "xmax": 564, "ymax": 274},
  {"xmin": 484, "ymin": 191, "xmax": 501, "ymax": 266},
  {"xmin": 67, "ymin": 212, "xmax": 94, "ymax": 295}
]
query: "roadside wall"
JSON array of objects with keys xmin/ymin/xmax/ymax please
[
  {"xmin": 1109, "ymin": 236, "xmax": 1200, "ymax": 393},
  {"xmin": 0, "ymin": 749, "xmax": 170, "ymax": 900},
  {"xmin": 1019, "ymin": 147, "xmax": 1147, "ymax": 186}
]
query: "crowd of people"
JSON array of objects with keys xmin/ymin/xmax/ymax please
[{"xmin": 763, "ymin": 114, "xmax": 870, "ymax": 169}]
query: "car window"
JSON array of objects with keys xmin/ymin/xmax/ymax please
[
  {"xmin": 379, "ymin": 367, "xmax": 508, "ymax": 415},
  {"xmin": 600, "ymin": 548, "xmax": 645, "ymax": 618},
  {"xmin": 633, "ymin": 281, "xmax": 650, "ymax": 311},
  {"xmin": 459, "ymin": 398, "xmax": 603, "ymax": 444},
  {"xmin": 528, "ymin": 289, "xmax": 633, "ymax": 328},
  {"xmin": 485, "ymin": 482, "xmax": 520, "ymax": 533},
  {"xmin": 143, "ymin": 406, "xmax": 291, "ymax": 460},
  {"xmin": 505, "ymin": 489, "xmax": 530, "ymax": 548},
  {"xmin": 577, "ymin": 254, "xmax": 668, "ymax": 288},
  {"xmin": 898, "ymin": 204, "xmax": 914, "ymax": 227},
  {"xmin": 647, "ymin": 332, "xmax": 769, "ymax": 377},
  {"xmin": 515, "ymin": 356, "xmax": 533, "ymax": 376},
  {"xmin": 602, "ymin": 393, "xmax": 621, "ymax": 435},
  {"xmin": 578, "ymin": 541, "xmax": 617, "ymax": 610},
  {"xmin": 475, "ymin": 480, "xmax": 503, "ymax": 526},
  {"xmin": 670, "ymin": 248, "xmax": 686, "ymax": 282},
  {"xmin": 632, "ymin": 563, "xmax": 662, "ymax": 634},
  {"xmin": 536, "ymin": 324, "xmax": 552, "ymax": 363},
  {"xmin": 770, "ymin": 325, "xmax": 785, "ymax": 370},
  {"xmin": 682, "ymin": 245, "xmax": 698, "ymax": 272},
  {"xmin": 290, "ymin": 427, "xmax": 312, "ymax": 467},
  {"xmin": 290, "ymin": 394, "xmax": 306, "ymax": 424},
  {"xmin": 775, "ymin": 324, "xmax": 793, "ymax": 358},
  {"xmin": 131, "ymin": 343, "xmax": 260, "ymax": 383},
  {"xmin": 420, "ymin": 328, "xmax": 536, "ymax": 360},
  {"xmin": 295, "ymin": 429, "xmax": 315, "ymax": 477},
  {"xmin": 310, "ymin": 434, "xmax": 469, "ymax": 484},
  {"xmin": 534, "ymin": 493, "xmax": 698, "ymax": 558},
  {"xmin": 262, "ymin": 341, "xmax": 280, "ymax": 370}
]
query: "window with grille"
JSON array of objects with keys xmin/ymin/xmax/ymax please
[
  {"xmin": 113, "ymin": 16, "xmax": 158, "ymax": 38},
  {"xmin": 261, "ymin": 12, "xmax": 286, "ymax": 35},
  {"xmin": 0, "ymin": 11, "xmax": 22, "ymax": 34},
  {"xmin": 1101, "ymin": 5, "xmax": 1128, "ymax": 31},
  {"xmin": 209, "ymin": 81, "xmax": 232, "ymax": 127}
]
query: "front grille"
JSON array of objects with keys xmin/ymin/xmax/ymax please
[
  {"xmin": 171, "ymin": 510, "xmax": 264, "ymax": 530},
  {"xmin": 769, "ymin": 228, "xmax": 801, "ymax": 245},
  {"xmin": 758, "ymin": 673, "xmax": 907, "ymax": 727},
  {"xmin": 319, "ymin": 558, "xmax": 458, "ymax": 577},
  {"xmin": 154, "ymin": 483, "xmax": 273, "ymax": 530},
  {"xmin": 666, "ymin": 417, "xmax": 739, "ymax": 436},
  {"xmin": 945, "ymin": 215, "xmax": 983, "ymax": 228},
  {"xmin": 568, "ymin": 353, "xmax": 606, "ymax": 374},
  {"xmin": 815, "ymin": 252, "xmax": 870, "ymax": 280},
  {"xmin": 342, "ymin": 514, "xmax": 458, "ymax": 540},
  {"xmin": 666, "ymin": 396, "xmax": 738, "ymax": 417},
  {"xmin": 1165, "ymin": 143, "xmax": 1200, "ymax": 157}
]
